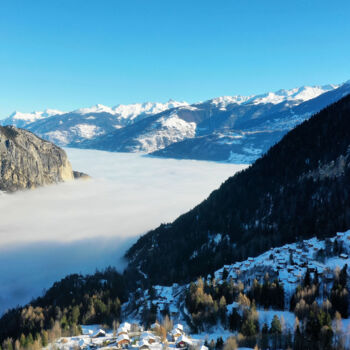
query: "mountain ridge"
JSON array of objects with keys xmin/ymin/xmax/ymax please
[
  {"xmin": 1, "ymin": 83, "xmax": 347, "ymax": 163},
  {"xmin": 125, "ymin": 93, "xmax": 350, "ymax": 286}
]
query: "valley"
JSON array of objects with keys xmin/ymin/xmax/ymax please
[{"xmin": 0, "ymin": 149, "xmax": 245, "ymax": 315}]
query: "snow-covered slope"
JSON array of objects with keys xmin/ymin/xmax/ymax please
[
  {"xmin": 152, "ymin": 82, "xmax": 350, "ymax": 162},
  {"xmin": 74, "ymin": 100, "xmax": 188, "ymax": 120},
  {"xmin": 209, "ymin": 84, "xmax": 338, "ymax": 108},
  {"xmin": 0, "ymin": 100, "xmax": 188, "ymax": 146},
  {"xmin": 1, "ymin": 82, "xmax": 349, "ymax": 161},
  {"xmin": 1, "ymin": 109, "xmax": 65, "ymax": 128},
  {"xmin": 124, "ymin": 231, "xmax": 350, "ymax": 330}
]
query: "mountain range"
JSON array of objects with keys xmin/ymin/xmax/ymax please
[
  {"xmin": 125, "ymin": 93, "xmax": 350, "ymax": 286},
  {"xmin": 2, "ymin": 82, "xmax": 350, "ymax": 163}
]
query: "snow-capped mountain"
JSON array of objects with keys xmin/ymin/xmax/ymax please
[
  {"xmin": 0, "ymin": 100, "xmax": 188, "ymax": 146},
  {"xmin": 3, "ymin": 109, "xmax": 65, "ymax": 128},
  {"xmin": 73, "ymin": 100, "xmax": 188, "ymax": 119},
  {"xmin": 80, "ymin": 82, "xmax": 350, "ymax": 161},
  {"xmin": 1, "ymin": 82, "xmax": 349, "ymax": 163},
  {"xmin": 209, "ymin": 84, "xmax": 338, "ymax": 108}
]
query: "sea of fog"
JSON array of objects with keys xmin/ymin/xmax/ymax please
[{"xmin": 0, "ymin": 149, "xmax": 247, "ymax": 315}]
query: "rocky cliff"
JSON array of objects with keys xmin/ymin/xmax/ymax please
[{"xmin": 0, "ymin": 126, "xmax": 77, "ymax": 192}]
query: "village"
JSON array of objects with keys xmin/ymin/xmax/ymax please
[
  {"xmin": 46, "ymin": 231, "xmax": 350, "ymax": 350},
  {"xmin": 49, "ymin": 321, "xmax": 207, "ymax": 350},
  {"xmin": 214, "ymin": 231, "xmax": 350, "ymax": 296}
]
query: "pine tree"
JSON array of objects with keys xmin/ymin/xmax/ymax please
[
  {"xmin": 270, "ymin": 315, "xmax": 282, "ymax": 350},
  {"xmin": 304, "ymin": 268, "xmax": 311, "ymax": 287},
  {"xmin": 215, "ymin": 337, "xmax": 224, "ymax": 350},
  {"xmin": 260, "ymin": 323, "xmax": 269, "ymax": 350},
  {"xmin": 339, "ymin": 264, "xmax": 347, "ymax": 288}
]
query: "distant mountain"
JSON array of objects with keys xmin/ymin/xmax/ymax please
[
  {"xmin": 2, "ymin": 83, "xmax": 349, "ymax": 163},
  {"xmin": 78, "ymin": 83, "xmax": 350, "ymax": 162},
  {"xmin": 3, "ymin": 109, "xmax": 65, "ymax": 128},
  {"xmin": 0, "ymin": 101, "xmax": 188, "ymax": 146},
  {"xmin": 125, "ymin": 93, "xmax": 350, "ymax": 285},
  {"xmin": 0, "ymin": 126, "xmax": 83, "ymax": 192}
]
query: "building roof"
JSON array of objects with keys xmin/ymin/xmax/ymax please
[
  {"xmin": 176, "ymin": 335, "xmax": 192, "ymax": 345},
  {"xmin": 120, "ymin": 322, "xmax": 132, "ymax": 331},
  {"xmin": 92, "ymin": 329, "xmax": 106, "ymax": 338},
  {"xmin": 117, "ymin": 334, "xmax": 130, "ymax": 343},
  {"xmin": 174, "ymin": 323, "xmax": 184, "ymax": 331}
]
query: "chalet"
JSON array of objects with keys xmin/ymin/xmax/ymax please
[
  {"xmin": 175, "ymin": 335, "xmax": 192, "ymax": 349},
  {"xmin": 117, "ymin": 327, "xmax": 129, "ymax": 336},
  {"xmin": 174, "ymin": 323, "xmax": 184, "ymax": 332},
  {"xmin": 116, "ymin": 334, "xmax": 130, "ymax": 348},
  {"xmin": 139, "ymin": 340, "xmax": 150, "ymax": 350},
  {"xmin": 140, "ymin": 333, "xmax": 157, "ymax": 344},
  {"xmin": 340, "ymin": 253, "xmax": 349, "ymax": 259},
  {"xmin": 119, "ymin": 322, "xmax": 131, "ymax": 332},
  {"xmin": 171, "ymin": 328, "xmax": 182, "ymax": 340},
  {"xmin": 92, "ymin": 329, "xmax": 106, "ymax": 338}
]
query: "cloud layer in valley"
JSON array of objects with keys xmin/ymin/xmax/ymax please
[{"xmin": 0, "ymin": 149, "xmax": 247, "ymax": 314}]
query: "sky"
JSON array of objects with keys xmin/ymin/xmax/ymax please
[
  {"xmin": 0, "ymin": 149, "xmax": 246, "ymax": 314},
  {"xmin": 0, "ymin": 0, "xmax": 349, "ymax": 117}
]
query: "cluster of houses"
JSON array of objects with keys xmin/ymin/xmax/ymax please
[
  {"xmin": 214, "ymin": 233, "xmax": 350, "ymax": 290},
  {"xmin": 54, "ymin": 321, "xmax": 204, "ymax": 350}
]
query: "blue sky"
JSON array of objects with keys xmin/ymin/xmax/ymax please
[{"xmin": 0, "ymin": 0, "xmax": 349, "ymax": 117}]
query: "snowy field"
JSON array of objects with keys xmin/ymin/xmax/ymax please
[{"xmin": 0, "ymin": 149, "xmax": 247, "ymax": 315}]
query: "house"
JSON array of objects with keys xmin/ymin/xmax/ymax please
[
  {"xmin": 176, "ymin": 335, "xmax": 192, "ymax": 348},
  {"xmin": 119, "ymin": 322, "xmax": 131, "ymax": 332},
  {"xmin": 174, "ymin": 324, "xmax": 184, "ymax": 332},
  {"xmin": 117, "ymin": 327, "xmax": 129, "ymax": 336},
  {"xmin": 116, "ymin": 334, "xmax": 130, "ymax": 348},
  {"xmin": 140, "ymin": 333, "xmax": 157, "ymax": 344},
  {"xmin": 92, "ymin": 329, "xmax": 106, "ymax": 338},
  {"xmin": 139, "ymin": 340, "xmax": 150, "ymax": 350},
  {"xmin": 171, "ymin": 328, "xmax": 182, "ymax": 340}
]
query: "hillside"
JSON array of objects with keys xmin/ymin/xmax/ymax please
[
  {"xmin": 0, "ymin": 126, "xmax": 81, "ymax": 192},
  {"xmin": 125, "ymin": 94, "xmax": 350, "ymax": 286}
]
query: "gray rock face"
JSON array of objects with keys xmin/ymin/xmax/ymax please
[{"xmin": 0, "ymin": 126, "xmax": 75, "ymax": 192}]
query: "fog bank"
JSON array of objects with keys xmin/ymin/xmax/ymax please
[{"xmin": 0, "ymin": 149, "xmax": 247, "ymax": 314}]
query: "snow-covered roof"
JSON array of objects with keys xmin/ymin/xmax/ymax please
[
  {"xmin": 140, "ymin": 332, "xmax": 157, "ymax": 341},
  {"xmin": 172, "ymin": 328, "xmax": 182, "ymax": 336},
  {"xmin": 139, "ymin": 339, "xmax": 150, "ymax": 348},
  {"xmin": 174, "ymin": 323, "xmax": 184, "ymax": 331},
  {"xmin": 176, "ymin": 334, "xmax": 192, "ymax": 345},
  {"xmin": 117, "ymin": 326, "xmax": 129, "ymax": 334},
  {"xmin": 120, "ymin": 322, "xmax": 132, "ymax": 331},
  {"xmin": 117, "ymin": 334, "xmax": 130, "ymax": 343},
  {"xmin": 92, "ymin": 329, "xmax": 106, "ymax": 338}
]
